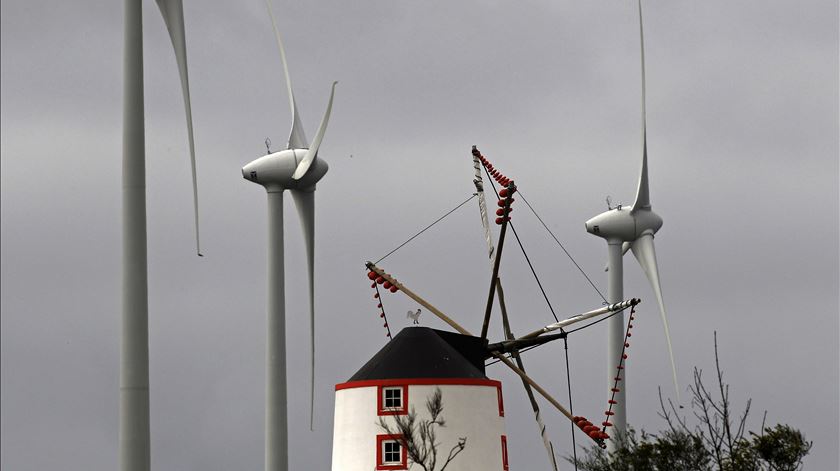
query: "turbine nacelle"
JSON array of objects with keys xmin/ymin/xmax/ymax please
[
  {"xmin": 585, "ymin": 206, "xmax": 662, "ymax": 242},
  {"xmin": 242, "ymin": 149, "xmax": 328, "ymax": 192}
]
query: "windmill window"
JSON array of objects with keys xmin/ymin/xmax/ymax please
[
  {"xmin": 384, "ymin": 387, "xmax": 402, "ymax": 408},
  {"xmin": 378, "ymin": 385, "xmax": 408, "ymax": 415},
  {"xmin": 383, "ymin": 440, "xmax": 401, "ymax": 463},
  {"xmin": 376, "ymin": 434, "xmax": 407, "ymax": 470}
]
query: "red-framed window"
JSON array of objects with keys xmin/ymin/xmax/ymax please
[
  {"xmin": 377, "ymin": 384, "xmax": 408, "ymax": 415},
  {"xmin": 376, "ymin": 434, "xmax": 408, "ymax": 470},
  {"xmin": 501, "ymin": 435, "xmax": 509, "ymax": 471},
  {"xmin": 496, "ymin": 383, "xmax": 505, "ymax": 417}
]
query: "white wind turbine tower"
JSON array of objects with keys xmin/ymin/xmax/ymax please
[
  {"xmin": 242, "ymin": 2, "xmax": 336, "ymax": 470},
  {"xmin": 121, "ymin": 1, "xmax": 201, "ymax": 470},
  {"xmin": 584, "ymin": 0, "xmax": 678, "ymax": 443}
]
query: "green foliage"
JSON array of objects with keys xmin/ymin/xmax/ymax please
[
  {"xmin": 569, "ymin": 425, "xmax": 812, "ymax": 471},
  {"xmin": 567, "ymin": 333, "xmax": 812, "ymax": 471},
  {"xmin": 571, "ymin": 429, "xmax": 712, "ymax": 471},
  {"xmin": 752, "ymin": 425, "xmax": 812, "ymax": 471}
]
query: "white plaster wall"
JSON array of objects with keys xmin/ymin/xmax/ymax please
[{"xmin": 331, "ymin": 384, "xmax": 508, "ymax": 471}]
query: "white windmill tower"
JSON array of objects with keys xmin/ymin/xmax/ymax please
[
  {"xmin": 242, "ymin": 2, "xmax": 336, "ymax": 470},
  {"xmin": 584, "ymin": 0, "xmax": 678, "ymax": 441},
  {"xmin": 121, "ymin": 1, "xmax": 201, "ymax": 470},
  {"xmin": 331, "ymin": 327, "xmax": 510, "ymax": 471}
]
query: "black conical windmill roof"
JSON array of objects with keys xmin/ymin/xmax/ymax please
[{"xmin": 348, "ymin": 327, "xmax": 489, "ymax": 381}]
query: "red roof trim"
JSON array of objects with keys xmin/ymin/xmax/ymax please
[{"xmin": 336, "ymin": 378, "xmax": 502, "ymax": 391}]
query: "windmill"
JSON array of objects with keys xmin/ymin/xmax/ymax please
[
  {"xmin": 120, "ymin": 1, "xmax": 200, "ymax": 470},
  {"xmin": 241, "ymin": 2, "xmax": 336, "ymax": 470},
  {"xmin": 355, "ymin": 144, "xmax": 653, "ymax": 466},
  {"xmin": 584, "ymin": 0, "xmax": 678, "ymax": 441}
]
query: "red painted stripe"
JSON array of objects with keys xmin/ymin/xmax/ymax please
[
  {"xmin": 501, "ymin": 435, "xmax": 509, "ymax": 470},
  {"xmin": 336, "ymin": 377, "xmax": 502, "ymax": 391}
]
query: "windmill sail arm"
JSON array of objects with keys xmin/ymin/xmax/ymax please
[
  {"xmin": 486, "ymin": 332, "xmax": 566, "ymax": 357},
  {"xmin": 497, "ymin": 283, "xmax": 559, "ymax": 471},
  {"xmin": 520, "ymin": 299, "xmax": 640, "ymax": 339},
  {"xmin": 472, "ymin": 153, "xmax": 495, "ymax": 263}
]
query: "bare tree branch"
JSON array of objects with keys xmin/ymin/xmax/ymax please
[
  {"xmin": 658, "ymin": 386, "xmax": 691, "ymax": 435},
  {"xmin": 568, "ymin": 332, "xmax": 811, "ymax": 471},
  {"xmin": 438, "ymin": 438, "xmax": 466, "ymax": 471},
  {"xmin": 377, "ymin": 387, "xmax": 467, "ymax": 471}
]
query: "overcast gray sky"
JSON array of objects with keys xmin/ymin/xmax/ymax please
[{"xmin": 2, "ymin": 0, "xmax": 838, "ymax": 469}]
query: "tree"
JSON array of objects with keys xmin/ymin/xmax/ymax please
[
  {"xmin": 378, "ymin": 387, "xmax": 467, "ymax": 471},
  {"xmin": 568, "ymin": 333, "xmax": 812, "ymax": 471}
]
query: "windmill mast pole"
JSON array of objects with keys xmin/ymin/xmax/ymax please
[
  {"xmin": 266, "ymin": 190, "xmax": 289, "ymax": 471},
  {"xmin": 606, "ymin": 240, "xmax": 627, "ymax": 446},
  {"xmin": 120, "ymin": 0, "xmax": 150, "ymax": 469}
]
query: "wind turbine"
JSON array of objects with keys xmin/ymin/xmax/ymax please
[
  {"xmin": 584, "ymin": 0, "xmax": 678, "ymax": 442},
  {"xmin": 121, "ymin": 1, "xmax": 201, "ymax": 470},
  {"xmin": 242, "ymin": 2, "xmax": 336, "ymax": 470}
]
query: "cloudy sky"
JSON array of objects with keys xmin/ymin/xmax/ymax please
[{"xmin": 2, "ymin": 0, "xmax": 837, "ymax": 469}]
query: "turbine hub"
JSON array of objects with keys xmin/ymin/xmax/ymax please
[{"xmin": 634, "ymin": 208, "xmax": 663, "ymax": 236}]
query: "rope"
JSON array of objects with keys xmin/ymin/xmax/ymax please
[
  {"xmin": 517, "ymin": 190, "xmax": 608, "ymax": 303},
  {"xmin": 374, "ymin": 193, "xmax": 477, "ymax": 264},
  {"xmin": 483, "ymin": 306, "xmax": 631, "ymax": 367},
  {"xmin": 565, "ymin": 336, "xmax": 579, "ymax": 470},
  {"xmin": 509, "ymin": 223, "xmax": 559, "ymax": 322},
  {"xmin": 482, "ymin": 167, "xmax": 560, "ymax": 322}
]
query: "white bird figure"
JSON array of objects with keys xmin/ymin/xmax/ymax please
[
  {"xmin": 407, "ymin": 308, "xmax": 422, "ymax": 325},
  {"xmin": 242, "ymin": 2, "xmax": 336, "ymax": 470},
  {"xmin": 584, "ymin": 0, "xmax": 678, "ymax": 445}
]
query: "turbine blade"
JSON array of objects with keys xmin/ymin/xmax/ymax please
[
  {"xmin": 605, "ymin": 241, "xmax": 632, "ymax": 271},
  {"xmin": 292, "ymin": 82, "xmax": 337, "ymax": 180},
  {"xmin": 264, "ymin": 0, "xmax": 307, "ymax": 149},
  {"xmin": 631, "ymin": 0, "xmax": 651, "ymax": 213},
  {"xmin": 155, "ymin": 0, "xmax": 202, "ymax": 255},
  {"xmin": 630, "ymin": 234, "xmax": 679, "ymax": 401},
  {"xmin": 291, "ymin": 189, "xmax": 316, "ymax": 430}
]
